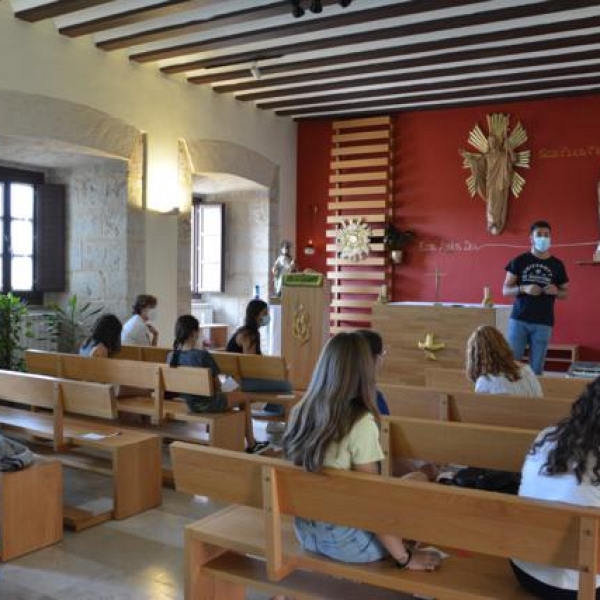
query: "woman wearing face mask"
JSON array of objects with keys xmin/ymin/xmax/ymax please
[
  {"xmin": 226, "ymin": 299, "xmax": 269, "ymax": 355},
  {"xmin": 121, "ymin": 294, "xmax": 159, "ymax": 347}
]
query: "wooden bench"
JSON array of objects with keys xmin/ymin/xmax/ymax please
[
  {"xmin": 0, "ymin": 458, "xmax": 63, "ymax": 560},
  {"xmin": 119, "ymin": 345, "xmax": 301, "ymax": 418},
  {"xmin": 0, "ymin": 369, "xmax": 161, "ymax": 530},
  {"xmin": 24, "ymin": 349, "xmax": 246, "ymax": 451},
  {"xmin": 171, "ymin": 440, "xmax": 600, "ymax": 600},
  {"xmin": 380, "ymin": 382, "xmax": 571, "ymax": 430},
  {"xmin": 424, "ymin": 366, "xmax": 591, "ymax": 399}
]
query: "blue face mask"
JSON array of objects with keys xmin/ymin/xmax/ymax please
[
  {"xmin": 533, "ymin": 236, "xmax": 551, "ymax": 253},
  {"xmin": 259, "ymin": 314, "xmax": 271, "ymax": 328}
]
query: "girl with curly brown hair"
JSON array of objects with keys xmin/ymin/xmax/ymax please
[{"xmin": 466, "ymin": 325, "xmax": 542, "ymax": 397}]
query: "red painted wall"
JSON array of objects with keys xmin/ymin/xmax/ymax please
[{"xmin": 296, "ymin": 95, "xmax": 600, "ymax": 360}]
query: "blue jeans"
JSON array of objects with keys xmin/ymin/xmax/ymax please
[
  {"xmin": 507, "ymin": 319, "xmax": 552, "ymax": 376},
  {"xmin": 294, "ymin": 518, "xmax": 387, "ymax": 563}
]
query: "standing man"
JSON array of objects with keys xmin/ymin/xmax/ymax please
[{"xmin": 503, "ymin": 221, "xmax": 569, "ymax": 375}]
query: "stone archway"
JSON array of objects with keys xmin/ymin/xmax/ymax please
[
  {"xmin": 177, "ymin": 139, "xmax": 280, "ymax": 316},
  {"xmin": 0, "ymin": 90, "xmax": 145, "ymax": 317}
]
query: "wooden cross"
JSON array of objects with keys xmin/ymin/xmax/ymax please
[{"xmin": 427, "ymin": 265, "xmax": 447, "ymax": 304}]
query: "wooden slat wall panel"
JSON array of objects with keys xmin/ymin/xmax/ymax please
[
  {"xmin": 331, "ymin": 144, "xmax": 390, "ymax": 157},
  {"xmin": 328, "ymin": 116, "xmax": 394, "ymax": 332}
]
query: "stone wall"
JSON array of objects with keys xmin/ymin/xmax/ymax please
[{"xmin": 46, "ymin": 159, "xmax": 132, "ymax": 319}]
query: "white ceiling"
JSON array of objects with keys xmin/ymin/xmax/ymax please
[{"xmin": 10, "ymin": 0, "xmax": 600, "ymax": 120}]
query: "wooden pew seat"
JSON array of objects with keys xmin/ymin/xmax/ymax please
[{"xmin": 189, "ymin": 505, "xmax": 533, "ymax": 600}]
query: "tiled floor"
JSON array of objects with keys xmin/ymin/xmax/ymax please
[{"xmin": 0, "ymin": 467, "xmax": 274, "ymax": 600}]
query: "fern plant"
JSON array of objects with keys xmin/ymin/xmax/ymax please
[
  {"xmin": 45, "ymin": 295, "xmax": 103, "ymax": 354},
  {"xmin": 0, "ymin": 293, "xmax": 31, "ymax": 371}
]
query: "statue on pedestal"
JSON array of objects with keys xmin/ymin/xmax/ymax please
[{"xmin": 272, "ymin": 240, "xmax": 297, "ymax": 297}]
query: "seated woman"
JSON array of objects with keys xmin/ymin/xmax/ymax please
[
  {"xmin": 121, "ymin": 294, "xmax": 158, "ymax": 347},
  {"xmin": 511, "ymin": 376, "xmax": 600, "ymax": 599},
  {"xmin": 226, "ymin": 298, "xmax": 269, "ymax": 355},
  {"xmin": 168, "ymin": 315, "xmax": 268, "ymax": 453},
  {"xmin": 283, "ymin": 332, "xmax": 442, "ymax": 571},
  {"xmin": 79, "ymin": 314, "xmax": 122, "ymax": 358},
  {"xmin": 226, "ymin": 299, "xmax": 290, "ymax": 415},
  {"xmin": 467, "ymin": 325, "xmax": 543, "ymax": 397}
]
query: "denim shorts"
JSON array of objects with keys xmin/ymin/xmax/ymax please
[{"xmin": 294, "ymin": 517, "xmax": 387, "ymax": 563}]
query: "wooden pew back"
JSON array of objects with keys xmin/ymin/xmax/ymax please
[
  {"xmin": 381, "ymin": 415, "xmax": 537, "ymax": 473},
  {"xmin": 172, "ymin": 443, "xmax": 599, "ymax": 596},
  {"xmin": 380, "ymin": 382, "xmax": 571, "ymax": 430},
  {"xmin": 0, "ymin": 369, "xmax": 116, "ymax": 420},
  {"xmin": 424, "ymin": 366, "xmax": 591, "ymax": 399}
]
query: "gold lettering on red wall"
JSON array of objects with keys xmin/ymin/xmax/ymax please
[{"xmin": 539, "ymin": 146, "xmax": 600, "ymax": 158}]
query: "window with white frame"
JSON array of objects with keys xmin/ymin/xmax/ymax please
[{"xmin": 191, "ymin": 198, "xmax": 224, "ymax": 294}]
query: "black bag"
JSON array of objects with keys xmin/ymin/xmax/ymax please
[{"xmin": 452, "ymin": 467, "xmax": 520, "ymax": 495}]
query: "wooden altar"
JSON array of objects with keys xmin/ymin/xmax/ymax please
[{"xmin": 371, "ymin": 302, "xmax": 511, "ymax": 386}]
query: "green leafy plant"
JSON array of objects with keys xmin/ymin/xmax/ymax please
[
  {"xmin": 0, "ymin": 293, "xmax": 31, "ymax": 371},
  {"xmin": 45, "ymin": 295, "xmax": 103, "ymax": 354},
  {"xmin": 383, "ymin": 221, "xmax": 416, "ymax": 250}
]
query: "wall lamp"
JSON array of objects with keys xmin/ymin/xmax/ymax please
[{"xmin": 291, "ymin": 0, "xmax": 352, "ymax": 18}]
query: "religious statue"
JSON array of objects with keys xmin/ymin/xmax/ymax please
[
  {"xmin": 271, "ymin": 240, "xmax": 297, "ymax": 296},
  {"xmin": 460, "ymin": 113, "xmax": 530, "ymax": 235}
]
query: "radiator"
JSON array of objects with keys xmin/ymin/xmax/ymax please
[{"xmin": 24, "ymin": 311, "xmax": 57, "ymax": 351}]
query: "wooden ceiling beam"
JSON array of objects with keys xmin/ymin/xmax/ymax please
[
  {"xmin": 164, "ymin": 4, "xmax": 600, "ymax": 74},
  {"xmin": 260, "ymin": 64, "xmax": 600, "ymax": 111},
  {"xmin": 133, "ymin": 0, "xmax": 530, "ymax": 64},
  {"xmin": 59, "ymin": 0, "xmax": 194, "ymax": 37},
  {"xmin": 15, "ymin": 0, "xmax": 112, "ymax": 22},
  {"xmin": 94, "ymin": 1, "xmax": 294, "ymax": 49},
  {"xmin": 215, "ymin": 43, "xmax": 600, "ymax": 95},
  {"xmin": 291, "ymin": 87, "xmax": 600, "ymax": 121},
  {"xmin": 188, "ymin": 29, "xmax": 600, "ymax": 86},
  {"xmin": 279, "ymin": 75, "xmax": 600, "ymax": 118},
  {"xmin": 234, "ymin": 48, "xmax": 600, "ymax": 102}
]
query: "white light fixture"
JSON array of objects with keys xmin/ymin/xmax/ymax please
[
  {"xmin": 250, "ymin": 61, "xmax": 261, "ymax": 81},
  {"xmin": 304, "ymin": 239, "xmax": 315, "ymax": 255}
]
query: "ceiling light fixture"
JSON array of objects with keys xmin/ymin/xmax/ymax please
[
  {"xmin": 291, "ymin": 0, "xmax": 305, "ymax": 18},
  {"xmin": 309, "ymin": 0, "xmax": 323, "ymax": 13},
  {"xmin": 250, "ymin": 61, "xmax": 261, "ymax": 80}
]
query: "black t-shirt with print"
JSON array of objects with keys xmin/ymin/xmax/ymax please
[{"xmin": 506, "ymin": 252, "xmax": 568, "ymax": 326}]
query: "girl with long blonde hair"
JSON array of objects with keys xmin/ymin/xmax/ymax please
[
  {"xmin": 283, "ymin": 332, "xmax": 441, "ymax": 571},
  {"xmin": 466, "ymin": 325, "xmax": 542, "ymax": 396}
]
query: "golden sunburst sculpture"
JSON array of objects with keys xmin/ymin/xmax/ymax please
[
  {"xmin": 460, "ymin": 113, "xmax": 531, "ymax": 235},
  {"xmin": 335, "ymin": 218, "xmax": 372, "ymax": 261}
]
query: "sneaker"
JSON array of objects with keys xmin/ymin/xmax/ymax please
[{"xmin": 246, "ymin": 441, "xmax": 270, "ymax": 454}]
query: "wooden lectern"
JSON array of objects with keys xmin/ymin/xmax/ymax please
[{"xmin": 281, "ymin": 273, "xmax": 329, "ymax": 390}]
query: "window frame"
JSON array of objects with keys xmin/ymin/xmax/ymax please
[
  {"xmin": 0, "ymin": 166, "xmax": 44, "ymax": 304},
  {"xmin": 191, "ymin": 197, "xmax": 225, "ymax": 296}
]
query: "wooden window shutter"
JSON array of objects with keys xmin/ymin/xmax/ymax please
[{"xmin": 35, "ymin": 184, "xmax": 66, "ymax": 292}]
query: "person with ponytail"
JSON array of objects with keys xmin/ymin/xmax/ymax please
[
  {"xmin": 167, "ymin": 315, "xmax": 268, "ymax": 453},
  {"xmin": 511, "ymin": 376, "xmax": 600, "ymax": 598}
]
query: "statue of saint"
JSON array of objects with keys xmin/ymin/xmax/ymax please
[
  {"xmin": 271, "ymin": 241, "xmax": 296, "ymax": 296},
  {"xmin": 460, "ymin": 113, "xmax": 530, "ymax": 235}
]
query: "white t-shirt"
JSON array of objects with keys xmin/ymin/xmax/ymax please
[
  {"xmin": 514, "ymin": 428, "xmax": 600, "ymax": 590},
  {"xmin": 323, "ymin": 413, "xmax": 384, "ymax": 470},
  {"xmin": 475, "ymin": 364, "xmax": 543, "ymax": 397},
  {"xmin": 121, "ymin": 314, "xmax": 151, "ymax": 346}
]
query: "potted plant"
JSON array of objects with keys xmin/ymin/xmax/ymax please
[
  {"xmin": 0, "ymin": 293, "xmax": 31, "ymax": 371},
  {"xmin": 383, "ymin": 221, "xmax": 415, "ymax": 264},
  {"xmin": 45, "ymin": 295, "xmax": 103, "ymax": 353}
]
